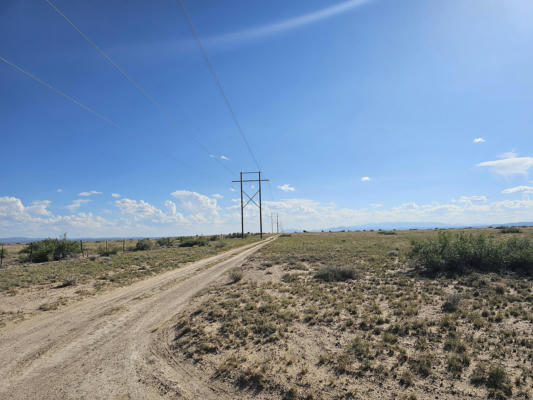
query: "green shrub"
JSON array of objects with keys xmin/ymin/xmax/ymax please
[
  {"xmin": 156, "ymin": 237, "xmax": 173, "ymax": 247},
  {"xmin": 486, "ymin": 365, "xmax": 511, "ymax": 394},
  {"xmin": 410, "ymin": 231, "xmax": 533, "ymax": 275},
  {"xmin": 97, "ymin": 245, "xmax": 119, "ymax": 256},
  {"xmin": 315, "ymin": 265, "xmax": 357, "ymax": 282},
  {"xmin": 378, "ymin": 230, "xmax": 396, "ymax": 235},
  {"xmin": 135, "ymin": 238, "xmax": 152, "ymax": 251},
  {"xmin": 20, "ymin": 238, "xmax": 81, "ymax": 263},
  {"xmin": 498, "ymin": 226, "xmax": 521, "ymax": 234},
  {"xmin": 179, "ymin": 238, "xmax": 208, "ymax": 247}
]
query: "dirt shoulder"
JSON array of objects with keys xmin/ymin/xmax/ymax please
[{"xmin": 0, "ymin": 237, "xmax": 274, "ymax": 399}]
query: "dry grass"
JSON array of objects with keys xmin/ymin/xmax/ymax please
[{"xmin": 171, "ymin": 229, "xmax": 533, "ymax": 399}]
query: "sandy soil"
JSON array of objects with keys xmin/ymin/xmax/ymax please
[{"xmin": 0, "ymin": 237, "xmax": 275, "ymax": 399}]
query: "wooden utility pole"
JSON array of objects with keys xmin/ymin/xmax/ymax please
[{"xmin": 232, "ymin": 171, "xmax": 269, "ymax": 239}]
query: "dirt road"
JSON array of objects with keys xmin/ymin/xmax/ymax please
[{"xmin": 0, "ymin": 237, "xmax": 275, "ymax": 399}]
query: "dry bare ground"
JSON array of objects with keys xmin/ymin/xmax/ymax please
[{"xmin": 0, "ymin": 237, "xmax": 275, "ymax": 399}]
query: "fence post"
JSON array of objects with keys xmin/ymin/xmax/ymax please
[
  {"xmin": 30, "ymin": 242, "xmax": 33, "ymax": 262},
  {"xmin": 80, "ymin": 240, "xmax": 83, "ymax": 256},
  {"xmin": 123, "ymin": 240, "xmax": 125, "ymax": 253},
  {"xmin": 0, "ymin": 243, "xmax": 4, "ymax": 268},
  {"xmin": 105, "ymin": 240, "xmax": 108, "ymax": 255}
]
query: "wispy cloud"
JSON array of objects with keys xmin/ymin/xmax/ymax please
[
  {"xmin": 502, "ymin": 185, "xmax": 533, "ymax": 194},
  {"xmin": 212, "ymin": 193, "xmax": 224, "ymax": 199},
  {"xmin": 361, "ymin": 176, "xmax": 371, "ymax": 182},
  {"xmin": 206, "ymin": 0, "xmax": 372, "ymax": 47},
  {"xmin": 278, "ymin": 184, "xmax": 295, "ymax": 192},
  {"xmin": 57, "ymin": 188, "xmax": 63, "ymax": 193},
  {"xmin": 473, "ymin": 137, "xmax": 485, "ymax": 143},
  {"xmin": 78, "ymin": 190, "xmax": 103, "ymax": 197},
  {"xmin": 220, "ymin": 155, "xmax": 229, "ymax": 161},
  {"xmin": 477, "ymin": 154, "xmax": 533, "ymax": 177},
  {"xmin": 66, "ymin": 199, "xmax": 90, "ymax": 212},
  {"xmin": 111, "ymin": 193, "xmax": 121, "ymax": 198}
]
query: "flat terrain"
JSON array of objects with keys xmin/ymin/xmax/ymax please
[
  {"xmin": 0, "ymin": 235, "xmax": 259, "ymax": 327},
  {"xmin": 171, "ymin": 229, "xmax": 533, "ymax": 399},
  {"xmin": 1, "ymin": 229, "xmax": 532, "ymax": 400},
  {"xmin": 0, "ymin": 237, "xmax": 274, "ymax": 399}
]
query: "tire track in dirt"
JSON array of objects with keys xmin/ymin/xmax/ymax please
[{"xmin": 0, "ymin": 237, "xmax": 275, "ymax": 399}]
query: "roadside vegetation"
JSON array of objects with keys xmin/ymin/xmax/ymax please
[
  {"xmin": 171, "ymin": 229, "xmax": 533, "ymax": 400},
  {"xmin": 0, "ymin": 234, "xmax": 261, "ymax": 326}
]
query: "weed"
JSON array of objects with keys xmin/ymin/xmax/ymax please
[{"xmin": 314, "ymin": 265, "xmax": 357, "ymax": 282}]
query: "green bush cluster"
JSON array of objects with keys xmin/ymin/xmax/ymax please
[
  {"xmin": 410, "ymin": 232, "xmax": 533, "ymax": 275},
  {"xmin": 20, "ymin": 238, "xmax": 81, "ymax": 263},
  {"xmin": 179, "ymin": 238, "xmax": 208, "ymax": 247},
  {"xmin": 135, "ymin": 238, "xmax": 152, "ymax": 251},
  {"xmin": 156, "ymin": 237, "xmax": 173, "ymax": 247},
  {"xmin": 314, "ymin": 265, "xmax": 357, "ymax": 282}
]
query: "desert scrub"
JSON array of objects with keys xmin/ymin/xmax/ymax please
[
  {"xmin": 19, "ymin": 238, "xmax": 81, "ymax": 263},
  {"xmin": 228, "ymin": 267, "xmax": 244, "ymax": 283},
  {"xmin": 410, "ymin": 231, "xmax": 533, "ymax": 275},
  {"xmin": 135, "ymin": 238, "xmax": 152, "ymax": 251},
  {"xmin": 314, "ymin": 265, "xmax": 357, "ymax": 282}
]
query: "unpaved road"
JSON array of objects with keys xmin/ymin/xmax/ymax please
[{"xmin": 0, "ymin": 237, "xmax": 275, "ymax": 399}]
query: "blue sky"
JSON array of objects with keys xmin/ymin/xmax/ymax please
[{"xmin": 1, "ymin": 0, "xmax": 533, "ymax": 237}]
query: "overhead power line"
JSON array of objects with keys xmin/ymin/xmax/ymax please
[
  {"xmin": 0, "ymin": 55, "xmax": 194, "ymax": 169},
  {"xmin": 0, "ymin": 56, "xmax": 120, "ymax": 130},
  {"xmin": 176, "ymin": 0, "xmax": 262, "ymax": 171},
  {"xmin": 45, "ymin": 0, "xmax": 236, "ymax": 177}
]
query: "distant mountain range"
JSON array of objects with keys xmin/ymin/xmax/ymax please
[
  {"xmin": 2, "ymin": 222, "xmax": 533, "ymax": 243},
  {"xmin": 287, "ymin": 221, "xmax": 533, "ymax": 233}
]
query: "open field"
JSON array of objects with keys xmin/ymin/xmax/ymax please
[
  {"xmin": 170, "ymin": 228, "xmax": 533, "ymax": 399},
  {"xmin": 0, "ymin": 235, "xmax": 261, "ymax": 327}
]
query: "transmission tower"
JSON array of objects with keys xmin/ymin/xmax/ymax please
[{"xmin": 232, "ymin": 172, "xmax": 269, "ymax": 239}]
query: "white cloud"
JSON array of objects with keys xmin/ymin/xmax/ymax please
[
  {"xmin": 220, "ymin": 155, "xmax": 229, "ymax": 161},
  {"xmin": 456, "ymin": 195, "xmax": 487, "ymax": 204},
  {"xmin": 164, "ymin": 200, "xmax": 177, "ymax": 215},
  {"xmin": 206, "ymin": 0, "xmax": 372, "ymax": 47},
  {"xmin": 473, "ymin": 137, "xmax": 485, "ymax": 143},
  {"xmin": 78, "ymin": 190, "xmax": 103, "ymax": 197},
  {"xmin": 115, "ymin": 198, "xmax": 166, "ymax": 220},
  {"xmin": 111, "ymin": 193, "xmax": 121, "ymax": 198},
  {"xmin": 57, "ymin": 188, "xmax": 63, "ymax": 193},
  {"xmin": 361, "ymin": 176, "xmax": 371, "ymax": 182},
  {"xmin": 370, "ymin": 203, "xmax": 383, "ymax": 208},
  {"xmin": 502, "ymin": 185, "xmax": 533, "ymax": 194},
  {"xmin": 229, "ymin": 187, "xmax": 236, "ymax": 192},
  {"xmin": 66, "ymin": 199, "xmax": 91, "ymax": 212},
  {"xmin": 477, "ymin": 154, "xmax": 533, "ymax": 177},
  {"xmin": 278, "ymin": 184, "xmax": 295, "ymax": 192},
  {"xmin": 212, "ymin": 194, "xmax": 224, "ymax": 199},
  {"xmin": 26, "ymin": 200, "xmax": 52, "ymax": 217},
  {"xmin": 170, "ymin": 190, "xmax": 219, "ymax": 222}
]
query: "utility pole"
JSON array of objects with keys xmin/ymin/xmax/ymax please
[
  {"xmin": 271, "ymin": 213, "xmax": 274, "ymax": 234},
  {"xmin": 232, "ymin": 171, "xmax": 269, "ymax": 239},
  {"xmin": 276, "ymin": 213, "xmax": 279, "ymax": 234}
]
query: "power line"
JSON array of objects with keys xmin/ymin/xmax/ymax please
[
  {"xmin": 0, "ymin": 55, "xmax": 188, "ymax": 170},
  {"xmin": 0, "ymin": 56, "xmax": 120, "ymax": 130},
  {"xmin": 45, "ymin": 0, "xmax": 236, "ymax": 177},
  {"xmin": 176, "ymin": 0, "xmax": 262, "ymax": 171}
]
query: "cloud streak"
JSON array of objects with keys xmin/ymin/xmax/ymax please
[
  {"xmin": 477, "ymin": 154, "xmax": 533, "ymax": 177},
  {"xmin": 206, "ymin": 0, "xmax": 372, "ymax": 47}
]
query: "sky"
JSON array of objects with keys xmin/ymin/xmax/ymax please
[{"xmin": 1, "ymin": 0, "xmax": 533, "ymax": 237}]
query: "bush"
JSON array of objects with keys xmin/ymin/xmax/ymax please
[
  {"xmin": 498, "ymin": 226, "xmax": 521, "ymax": 234},
  {"xmin": 20, "ymin": 238, "xmax": 81, "ymax": 263},
  {"xmin": 315, "ymin": 265, "xmax": 357, "ymax": 282},
  {"xmin": 179, "ymin": 238, "xmax": 208, "ymax": 247},
  {"xmin": 97, "ymin": 245, "xmax": 119, "ymax": 256},
  {"xmin": 228, "ymin": 267, "xmax": 243, "ymax": 283},
  {"xmin": 378, "ymin": 230, "xmax": 396, "ymax": 235},
  {"xmin": 135, "ymin": 238, "xmax": 152, "ymax": 251},
  {"xmin": 442, "ymin": 293, "xmax": 462, "ymax": 313},
  {"xmin": 156, "ymin": 237, "xmax": 173, "ymax": 247},
  {"xmin": 410, "ymin": 231, "xmax": 533, "ymax": 275}
]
